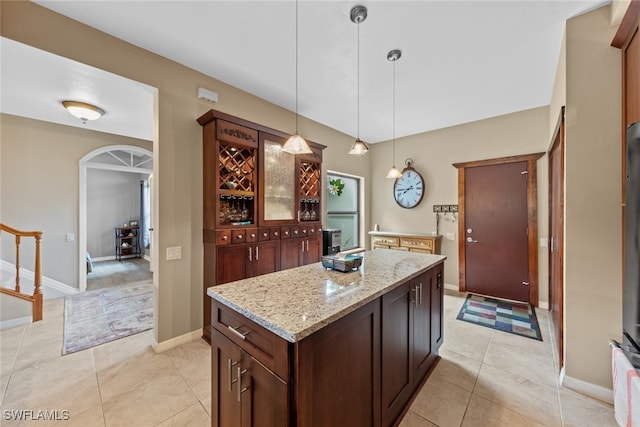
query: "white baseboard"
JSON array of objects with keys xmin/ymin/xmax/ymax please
[
  {"xmin": 91, "ymin": 255, "xmax": 116, "ymax": 262},
  {"xmin": 1, "ymin": 260, "xmax": 78, "ymax": 295},
  {"xmin": 0, "ymin": 315, "xmax": 32, "ymax": 330},
  {"xmin": 153, "ymin": 329, "xmax": 204, "ymax": 353},
  {"xmin": 561, "ymin": 369, "xmax": 614, "ymax": 404},
  {"xmin": 444, "ymin": 283, "xmax": 460, "ymax": 292}
]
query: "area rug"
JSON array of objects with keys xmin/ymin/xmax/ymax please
[
  {"xmin": 63, "ymin": 280, "xmax": 153, "ymax": 354},
  {"xmin": 456, "ymin": 293, "xmax": 542, "ymax": 341}
]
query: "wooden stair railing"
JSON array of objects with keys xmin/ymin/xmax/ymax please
[{"xmin": 0, "ymin": 223, "xmax": 43, "ymax": 321}]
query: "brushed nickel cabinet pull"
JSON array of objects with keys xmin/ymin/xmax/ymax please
[
  {"xmin": 237, "ymin": 366, "xmax": 248, "ymax": 402},
  {"xmin": 255, "ymin": 246, "xmax": 259, "ymax": 261},
  {"xmin": 227, "ymin": 325, "xmax": 249, "ymax": 340},
  {"xmin": 227, "ymin": 359, "xmax": 239, "ymax": 391},
  {"xmin": 248, "ymin": 247, "xmax": 252, "ymax": 262}
]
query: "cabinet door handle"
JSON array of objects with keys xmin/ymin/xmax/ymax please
[
  {"xmin": 227, "ymin": 325, "xmax": 249, "ymax": 340},
  {"xmin": 419, "ymin": 283, "xmax": 423, "ymax": 305},
  {"xmin": 306, "ymin": 240, "xmax": 309, "ymax": 252},
  {"xmin": 237, "ymin": 366, "xmax": 248, "ymax": 402},
  {"xmin": 301, "ymin": 241, "xmax": 305, "ymax": 253},
  {"xmin": 227, "ymin": 359, "xmax": 239, "ymax": 392},
  {"xmin": 255, "ymin": 246, "xmax": 259, "ymax": 261},
  {"xmin": 248, "ymin": 247, "xmax": 252, "ymax": 262}
]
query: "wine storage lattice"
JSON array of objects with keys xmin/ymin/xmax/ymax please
[
  {"xmin": 218, "ymin": 143, "xmax": 256, "ymax": 192},
  {"xmin": 299, "ymin": 162, "xmax": 320, "ymax": 198}
]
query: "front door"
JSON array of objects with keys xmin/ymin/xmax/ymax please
[{"xmin": 464, "ymin": 161, "xmax": 530, "ymax": 302}]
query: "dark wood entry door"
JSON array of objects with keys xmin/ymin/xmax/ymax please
[{"xmin": 464, "ymin": 161, "xmax": 530, "ymax": 302}]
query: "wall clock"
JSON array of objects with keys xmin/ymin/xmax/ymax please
[{"xmin": 393, "ymin": 159, "xmax": 425, "ymax": 209}]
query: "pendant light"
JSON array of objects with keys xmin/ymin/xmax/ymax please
[
  {"xmin": 348, "ymin": 5, "xmax": 369, "ymax": 155},
  {"xmin": 386, "ymin": 49, "xmax": 403, "ymax": 179},
  {"xmin": 282, "ymin": 0, "xmax": 312, "ymax": 155}
]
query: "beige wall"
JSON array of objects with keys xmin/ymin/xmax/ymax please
[
  {"xmin": 562, "ymin": 5, "xmax": 622, "ymax": 389},
  {"xmin": 0, "ymin": 113, "xmax": 151, "ymax": 286},
  {"xmin": 1, "ymin": 2, "xmax": 369, "ymax": 343},
  {"xmin": 369, "ymin": 106, "xmax": 550, "ymax": 302}
]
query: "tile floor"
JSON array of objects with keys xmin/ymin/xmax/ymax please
[{"xmin": 0, "ymin": 289, "xmax": 616, "ymax": 426}]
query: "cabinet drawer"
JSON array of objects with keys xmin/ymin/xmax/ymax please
[
  {"xmin": 372, "ymin": 236, "xmax": 399, "ymax": 247},
  {"xmin": 231, "ymin": 230, "xmax": 246, "ymax": 243},
  {"xmin": 216, "ymin": 230, "xmax": 232, "ymax": 245},
  {"xmin": 212, "ymin": 300, "xmax": 289, "ymax": 380},
  {"xmin": 390, "ymin": 246, "xmax": 410, "ymax": 252},
  {"xmin": 307, "ymin": 224, "xmax": 319, "ymax": 236},
  {"xmin": 409, "ymin": 248, "xmax": 433, "ymax": 254},
  {"xmin": 280, "ymin": 226, "xmax": 291, "ymax": 239},
  {"xmin": 258, "ymin": 228, "xmax": 271, "ymax": 241},
  {"xmin": 270, "ymin": 227, "xmax": 281, "ymax": 240},
  {"xmin": 246, "ymin": 228, "xmax": 258, "ymax": 243},
  {"xmin": 400, "ymin": 238, "xmax": 433, "ymax": 251}
]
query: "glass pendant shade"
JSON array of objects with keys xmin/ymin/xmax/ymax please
[
  {"xmin": 348, "ymin": 138, "xmax": 369, "ymax": 155},
  {"xmin": 62, "ymin": 100, "xmax": 104, "ymax": 123},
  {"xmin": 386, "ymin": 166, "xmax": 402, "ymax": 179},
  {"xmin": 282, "ymin": 133, "xmax": 312, "ymax": 155}
]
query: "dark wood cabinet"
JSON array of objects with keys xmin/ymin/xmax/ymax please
[
  {"xmin": 210, "ymin": 260, "xmax": 445, "ymax": 427},
  {"xmin": 216, "ymin": 241, "xmax": 280, "ymax": 285},
  {"xmin": 381, "ymin": 271, "xmax": 439, "ymax": 426},
  {"xmin": 296, "ymin": 299, "xmax": 381, "ymax": 427},
  {"xmin": 212, "ymin": 329, "xmax": 289, "ymax": 427},
  {"xmin": 198, "ymin": 109, "xmax": 325, "ymax": 342}
]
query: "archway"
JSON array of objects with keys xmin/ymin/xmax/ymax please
[{"xmin": 79, "ymin": 145, "xmax": 154, "ymax": 292}]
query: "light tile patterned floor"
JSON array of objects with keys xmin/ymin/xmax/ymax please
[{"xmin": 0, "ymin": 289, "xmax": 616, "ymax": 426}]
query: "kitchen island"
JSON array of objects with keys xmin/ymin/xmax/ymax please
[{"xmin": 208, "ymin": 249, "xmax": 446, "ymax": 427}]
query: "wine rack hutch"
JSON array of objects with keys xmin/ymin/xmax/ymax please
[{"xmin": 198, "ymin": 109, "xmax": 325, "ymax": 342}]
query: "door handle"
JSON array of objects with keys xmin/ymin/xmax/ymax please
[
  {"xmin": 248, "ymin": 247, "xmax": 252, "ymax": 261},
  {"xmin": 466, "ymin": 237, "xmax": 478, "ymax": 243},
  {"xmin": 228, "ymin": 359, "xmax": 239, "ymax": 391},
  {"xmin": 255, "ymin": 246, "xmax": 259, "ymax": 261},
  {"xmin": 237, "ymin": 366, "xmax": 248, "ymax": 402}
]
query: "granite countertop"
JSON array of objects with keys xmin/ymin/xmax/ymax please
[{"xmin": 207, "ymin": 249, "xmax": 446, "ymax": 343}]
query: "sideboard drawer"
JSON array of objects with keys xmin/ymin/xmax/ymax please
[
  {"xmin": 372, "ymin": 236, "xmax": 399, "ymax": 247},
  {"xmin": 401, "ymin": 238, "xmax": 433, "ymax": 251}
]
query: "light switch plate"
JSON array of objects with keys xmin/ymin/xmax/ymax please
[
  {"xmin": 446, "ymin": 232, "xmax": 456, "ymax": 241},
  {"xmin": 166, "ymin": 246, "xmax": 182, "ymax": 260}
]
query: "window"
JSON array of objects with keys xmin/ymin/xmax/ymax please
[{"xmin": 326, "ymin": 172, "xmax": 362, "ymax": 250}]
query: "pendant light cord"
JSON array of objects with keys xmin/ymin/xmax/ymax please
[
  {"xmin": 295, "ymin": 0, "xmax": 299, "ymax": 134},
  {"xmin": 357, "ymin": 19, "xmax": 360, "ymax": 140},
  {"xmin": 392, "ymin": 56, "xmax": 396, "ymax": 167}
]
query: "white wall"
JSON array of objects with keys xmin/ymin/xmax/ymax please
[
  {"xmin": 87, "ymin": 169, "xmax": 148, "ymax": 258},
  {"xmin": 0, "ymin": 113, "xmax": 152, "ymax": 288}
]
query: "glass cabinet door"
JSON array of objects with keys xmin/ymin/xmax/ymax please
[{"xmin": 261, "ymin": 133, "xmax": 296, "ymax": 224}]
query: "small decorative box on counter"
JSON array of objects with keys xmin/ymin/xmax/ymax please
[{"xmin": 321, "ymin": 254, "xmax": 363, "ymax": 272}]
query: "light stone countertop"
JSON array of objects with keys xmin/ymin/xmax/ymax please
[{"xmin": 207, "ymin": 249, "xmax": 446, "ymax": 343}]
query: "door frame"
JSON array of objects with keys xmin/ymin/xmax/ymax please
[
  {"xmin": 79, "ymin": 145, "xmax": 154, "ymax": 292},
  {"xmin": 453, "ymin": 152, "xmax": 544, "ymax": 305},
  {"xmin": 548, "ymin": 107, "xmax": 565, "ymax": 372}
]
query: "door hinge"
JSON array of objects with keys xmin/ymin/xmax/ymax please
[{"xmin": 521, "ymin": 170, "xmax": 528, "ymax": 175}]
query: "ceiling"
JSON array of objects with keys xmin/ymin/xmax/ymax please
[{"xmin": 3, "ymin": 1, "xmax": 609, "ymax": 143}]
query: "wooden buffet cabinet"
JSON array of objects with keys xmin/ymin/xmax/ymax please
[
  {"xmin": 208, "ymin": 250, "xmax": 446, "ymax": 427},
  {"xmin": 198, "ymin": 109, "xmax": 325, "ymax": 342},
  {"xmin": 370, "ymin": 231, "xmax": 442, "ymax": 254}
]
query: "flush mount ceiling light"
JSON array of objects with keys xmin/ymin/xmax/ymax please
[
  {"xmin": 386, "ymin": 49, "xmax": 403, "ymax": 179},
  {"xmin": 61, "ymin": 100, "xmax": 105, "ymax": 124},
  {"xmin": 282, "ymin": 0, "xmax": 312, "ymax": 155},
  {"xmin": 348, "ymin": 5, "xmax": 369, "ymax": 156}
]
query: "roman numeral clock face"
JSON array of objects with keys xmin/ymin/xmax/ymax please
[{"xmin": 393, "ymin": 167, "xmax": 425, "ymax": 209}]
